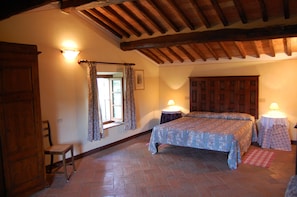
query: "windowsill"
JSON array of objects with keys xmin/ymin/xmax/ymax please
[{"xmin": 103, "ymin": 122, "xmax": 124, "ymax": 130}]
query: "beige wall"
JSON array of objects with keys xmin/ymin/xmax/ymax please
[
  {"xmin": 159, "ymin": 60, "xmax": 297, "ymax": 140},
  {"xmin": 0, "ymin": 7, "xmax": 159, "ymax": 162}
]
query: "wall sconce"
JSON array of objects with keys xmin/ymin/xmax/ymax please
[{"xmin": 61, "ymin": 49, "xmax": 80, "ymax": 60}]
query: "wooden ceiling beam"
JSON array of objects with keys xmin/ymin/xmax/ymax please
[
  {"xmin": 139, "ymin": 49, "xmax": 163, "ymax": 64},
  {"xmin": 177, "ymin": 46, "xmax": 195, "ymax": 62},
  {"xmin": 204, "ymin": 43, "xmax": 219, "ymax": 60},
  {"xmin": 60, "ymin": 0, "xmax": 133, "ymax": 9},
  {"xmin": 257, "ymin": 0, "xmax": 268, "ymax": 22},
  {"xmin": 210, "ymin": 0, "xmax": 229, "ymax": 26},
  {"xmin": 132, "ymin": 1, "xmax": 167, "ymax": 34},
  {"xmin": 117, "ymin": 4, "xmax": 154, "ymax": 36},
  {"xmin": 167, "ymin": 0, "xmax": 195, "ymax": 30},
  {"xmin": 188, "ymin": 0, "xmax": 211, "ymax": 28},
  {"xmin": 283, "ymin": 0, "xmax": 290, "ymax": 19},
  {"xmin": 81, "ymin": 10, "xmax": 123, "ymax": 38},
  {"xmin": 146, "ymin": 0, "xmax": 180, "ymax": 32},
  {"xmin": 252, "ymin": 41, "xmax": 260, "ymax": 58},
  {"xmin": 234, "ymin": 41, "xmax": 246, "ymax": 58},
  {"xmin": 283, "ymin": 37, "xmax": 292, "ymax": 56},
  {"xmin": 121, "ymin": 24, "xmax": 297, "ymax": 50},
  {"xmin": 189, "ymin": 44, "xmax": 207, "ymax": 61},
  {"xmin": 233, "ymin": 0, "xmax": 247, "ymax": 24},
  {"xmin": 102, "ymin": 6, "xmax": 141, "ymax": 37},
  {"xmin": 156, "ymin": 48, "xmax": 173, "ymax": 63},
  {"xmin": 89, "ymin": 8, "xmax": 130, "ymax": 37},
  {"xmin": 167, "ymin": 47, "xmax": 184, "ymax": 63},
  {"xmin": 0, "ymin": 0, "xmax": 53, "ymax": 20},
  {"xmin": 219, "ymin": 42, "xmax": 232, "ymax": 59},
  {"xmin": 268, "ymin": 40, "xmax": 275, "ymax": 57}
]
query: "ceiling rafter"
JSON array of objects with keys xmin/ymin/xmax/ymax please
[
  {"xmin": 167, "ymin": 47, "xmax": 183, "ymax": 63},
  {"xmin": 102, "ymin": 6, "xmax": 142, "ymax": 37},
  {"xmin": 233, "ymin": 0, "xmax": 248, "ymax": 24},
  {"xmin": 210, "ymin": 0, "xmax": 229, "ymax": 26},
  {"xmin": 268, "ymin": 40, "xmax": 275, "ymax": 57},
  {"xmin": 188, "ymin": 0, "xmax": 211, "ymax": 28},
  {"xmin": 234, "ymin": 41, "xmax": 246, "ymax": 58},
  {"xmin": 257, "ymin": 0, "xmax": 268, "ymax": 22},
  {"xmin": 156, "ymin": 48, "xmax": 174, "ymax": 63},
  {"xmin": 219, "ymin": 42, "xmax": 232, "ymax": 59},
  {"xmin": 252, "ymin": 41, "xmax": 260, "ymax": 58},
  {"xmin": 204, "ymin": 43, "xmax": 219, "ymax": 60},
  {"xmin": 80, "ymin": 10, "xmax": 123, "ymax": 38},
  {"xmin": 146, "ymin": 0, "xmax": 180, "ymax": 32},
  {"xmin": 167, "ymin": 0, "xmax": 195, "ymax": 30},
  {"xmin": 116, "ymin": 3, "xmax": 154, "ymax": 35},
  {"xmin": 89, "ymin": 8, "xmax": 130, "ymax": 38},
  {"xmin": 283, "ymin": 37, "xmax": 292, "ymax": 56},
  {"xmin": 189, "ymin": 44, "xmax": 207, "ymax": 61},
  {"xmin": 139, "ymin": 49, "xmax": 163, "ymax": 64},
  {"xmin": 283, "ymin": 0, "xmax": 290, "ymax": 19},
  {"xmin": 131, "ymin": 1, "xmax": 167, "ymax": 34},
  {"xmin": 177, "ymin": 45, "xmax": 195, "ymax": 62}
]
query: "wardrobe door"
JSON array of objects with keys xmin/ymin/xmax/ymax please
[{"xmin": 0, "ymin": 42, "xmax": 46, "ymax": 197}]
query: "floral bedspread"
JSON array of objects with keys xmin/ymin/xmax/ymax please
[{"xmin": 148, "ymin": 112, "xmax": 257, "ymax": 169}]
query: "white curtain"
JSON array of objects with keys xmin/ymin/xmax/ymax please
[
  {"xmin": 124, "ymin": 66, "xmax": 136, "ymax": 130},
  {"xmin": 87, "ymin": 63, "xmax": 103, "ymax": 141}
]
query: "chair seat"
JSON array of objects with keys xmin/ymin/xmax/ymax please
[
  {"xmin": 42, "ymin": 120, "xmax": 76, "ymax": 181},
  {"xmin": 44, "ymin": 144, "xmax": 73, "ymax": 154}
]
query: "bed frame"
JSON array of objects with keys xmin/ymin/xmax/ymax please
[{"xmin": 189, "ymin": 76, "xmax": 259, "ymax": 119}]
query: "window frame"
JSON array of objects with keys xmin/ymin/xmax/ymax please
[{"xmin": 97, "ymin": 73, "xmax": 124, "ymax": 124}]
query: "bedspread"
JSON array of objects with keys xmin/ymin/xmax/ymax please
[{"xmin": 148, "ymin": 112, "xmax": 257, "ymax": 169}]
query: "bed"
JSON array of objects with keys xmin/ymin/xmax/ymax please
[{"xmin": 149, "ymin": 76, "xmax": 259, "ymax": 169}]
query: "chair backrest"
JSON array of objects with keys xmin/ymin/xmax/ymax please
[{"xmin": 42, "ymin": 120, "xmax": 53, "ymax": 146}]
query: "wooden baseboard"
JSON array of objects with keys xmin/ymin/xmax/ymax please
[{"xmin": 46, "ymin": 130, "xmax": 152, "ymax": 170}]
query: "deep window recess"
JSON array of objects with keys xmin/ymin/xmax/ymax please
[{"xmin": 97, "ymin": 72, "xmax": 123, "ymax": 124}]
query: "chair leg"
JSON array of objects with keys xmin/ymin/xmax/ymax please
[
  {"xmin": 62, "ymin": 154, "xmax": 69, "ymax": 181},
  {"xmin": 46, "ymin": 154, "xmax": 54, "ymax": 173},
  {"xmin": 71, "ymin": 147, "xmax": 76, "ymax": 172}
]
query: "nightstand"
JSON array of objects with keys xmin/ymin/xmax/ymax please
[
  {"xmin": 160, "ymin": 109, "xmax": 182, "ymax": 124},
  {"xmin": 257, "ymin": 114, "xmax": 291, "ymax": 151}
]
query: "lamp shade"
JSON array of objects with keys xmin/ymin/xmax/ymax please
[
  {"xmin": 269, "ymin": 102, "xmax": 279, "ymax": 110},
  {"xmin": 167, "ymin": 100, "xmax": 175, "ymax": 106}
]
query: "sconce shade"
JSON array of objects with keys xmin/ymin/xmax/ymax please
[
  {"xmin": 269, "ymin": 102, "xmax": 279, "ymax": 110},
  {"xmin": 61, "ymin": 49, "xmax": 80, "ymax": 60},
  {"xmin": 167, "ymin": 100, "xmax": 175, "ymax": 106}
]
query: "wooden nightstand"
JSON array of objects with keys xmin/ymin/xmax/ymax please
[{"xmin": 160, "ymin": 110, "xmax": 182, "ymax": 124}]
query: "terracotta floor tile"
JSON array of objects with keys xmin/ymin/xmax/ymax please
[{"xmin": 32, "ymin": 133, "xmax": 296, "ymax": 197}]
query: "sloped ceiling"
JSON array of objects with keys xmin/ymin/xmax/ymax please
[{"xmin": 2, "ymin": 0, "xmax": 297, "ymax": 65}]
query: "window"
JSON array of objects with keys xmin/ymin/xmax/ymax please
[{"xmin": 97, "ymin": 72, "xmax": 123, "ymax": 123}]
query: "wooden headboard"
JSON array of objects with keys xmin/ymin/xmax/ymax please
[{"xmin": 189, "ymin": 76, "xmax": 259, "ymax": 119}]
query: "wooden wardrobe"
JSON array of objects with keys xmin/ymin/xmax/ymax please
[{"xmin": 0, "ymin": 42, "xmax": 46, "ymax": 196}]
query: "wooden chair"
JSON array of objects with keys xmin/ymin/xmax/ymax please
[{"xmin": 42, "ymin": 120, "xmax": 76, "ymax": 181}]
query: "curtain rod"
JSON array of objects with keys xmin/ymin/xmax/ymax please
[{"xmin": 78, "ymin": 59, "xmax": 135, "ymax": 66}]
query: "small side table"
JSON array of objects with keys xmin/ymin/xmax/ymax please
[
  {"xmin": 257, "ymin": 114, "xmax": 291, "ymax": 151},
  {"xmin": 160, "ymin": 110, "xmax": 182, "ymax": 124}
]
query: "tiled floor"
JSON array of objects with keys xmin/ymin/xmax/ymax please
[{"xmin": 32, "ymin": 132, "xmax": 296, "ymax": 197}]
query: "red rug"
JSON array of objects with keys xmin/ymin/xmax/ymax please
[{"xmin": 242, "ymin": 149, "xmax": 274, "ymax": 168}]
